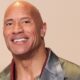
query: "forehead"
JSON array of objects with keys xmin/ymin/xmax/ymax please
[{"xmin": 4, "ymin": 6, "xmax": 32, "ymax": 20}]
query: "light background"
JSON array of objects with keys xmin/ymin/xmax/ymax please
[{"xmin": 0, "ymin": 0, "xmax": 80, "ymax": 72}]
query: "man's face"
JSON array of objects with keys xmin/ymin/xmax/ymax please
[{"xmin": 3, "ymin": 5, "xmax": 46, "ymax": 56}]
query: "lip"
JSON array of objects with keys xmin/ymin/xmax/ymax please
[
  {"xmin": 13, "ymin": 38, "xmax": 28, "ymax": 42},
  {"xmin": 11, "ymin": 35, "xmax": 29, "ymax": 44}
]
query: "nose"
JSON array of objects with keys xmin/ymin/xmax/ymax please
[{"xmin": 12, "ymin": 23, "xmax": 24, "ymax": 34}]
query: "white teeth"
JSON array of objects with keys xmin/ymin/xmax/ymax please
[{"xmin": 14, "ymin": 38, "xmax": 27, "ymax": 42}]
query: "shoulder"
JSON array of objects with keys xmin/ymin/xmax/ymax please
[
  {"xmin": 0, "ymin": 65, "xmax": 10, "ymax": 80},
  {"xmin": 59, "ymin": 58, "xmax": 80, "ymax": 80}
]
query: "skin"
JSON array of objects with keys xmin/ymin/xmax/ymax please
[{"xmin": 3, "ymin": 1, "xmax": 47, "ymax": 80}]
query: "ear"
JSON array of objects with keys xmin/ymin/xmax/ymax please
[{"xmin": 40, "ymin": 22, "xmax": 47, "ymax": 38}]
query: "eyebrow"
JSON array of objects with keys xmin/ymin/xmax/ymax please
[
  {"xmin": 4, "ymin": 19, "xmax": 13, "ymax": 23},
  {"xmin": 5, "ymin": 17, "xmax": 32, "ymax": 21},
  {"xmin": 20, "ymin": 17, "xmax": 32, "ymax": 21}
]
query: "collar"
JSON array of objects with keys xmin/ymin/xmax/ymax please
[
  {"xmin": 10, "ymin": 48, "xmax": 65, "ymax": 80},
  {"xmin": 40, "ymin": 48, "xmax": 65, "ymax": 80},
  {"xmin": 10, "ymin": 59, "xmax": 15, "ymax": 80}
]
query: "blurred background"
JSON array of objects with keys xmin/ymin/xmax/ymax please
[{"xmin": 0, "ymin": 0, "xmax": 80, "ymax": 72}]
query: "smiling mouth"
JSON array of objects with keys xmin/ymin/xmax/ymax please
[{"xmin": 12, "ymin": 37, "xmax": 29, "ymax": 43}]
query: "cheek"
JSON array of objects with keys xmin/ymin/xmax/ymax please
[
  {"xmin": 3, "ymin": 27, "xmax": 12, "ymax": 35},
  {"xmin": 28, "ymin": 30, "xmax": 38, "ymax": 43},
  {"xmin": 24, "ymin": 27, "xmax": 38, "ymax": 37},
  {"xmin": 3, "ymin": 30, "xmax": 7, "ymax": 38},
  {"xmin": 31, "ymin": 29, "xmax": 39, "ymax": 37},
  {"xmin": 32, "ymin": 30, "xmax": 41, "ymax": 43},
  {"xmin": 3, "ymin": 29, "xmax": 11, "ymax": 41}
]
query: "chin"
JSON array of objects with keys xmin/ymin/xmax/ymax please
[
  {"xmin": 11, "ymin": 48, "xmax": 30, "ymax": 55},
  {"xmin": 12, "ymin": 51, "xmax": 33, "ymax": 60},
  {"xmin": 12, "ymin": 50, "xmax": 27, "ymax": 55}
]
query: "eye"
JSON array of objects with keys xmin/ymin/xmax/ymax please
[
  {"xmin": 20, "ymin": 17, "xmax": 32, "ymax": 25},
  {"xmin": 20, "ymin": 19, "xmax": 31, "ymax": 26},
  {"xmin": 6, "ymin": 22, "xmax": 13, "ymax": 26},
  {"xmin": 23, "ymin": 20, "xmax": 30, "ymax": 24},
  {"xmin": 20, "ymin": 17, "xmax": 33, "ymax": 26},
  {"xmin": 5, "ymin": 21, "xmax": 13, "ymax": 27}
]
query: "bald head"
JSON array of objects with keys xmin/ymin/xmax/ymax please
[{"xmin": 4, "ymin": 1, "xmax": 43, "ymax": 26}]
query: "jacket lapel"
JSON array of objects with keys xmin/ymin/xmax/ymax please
[{"xmin": 40, "ymin": 50, "xmax": 65, "ymax": 80}]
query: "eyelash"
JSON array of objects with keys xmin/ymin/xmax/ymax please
[
  {"xmin": 23, "ymin": 20, "xmax": 30, "ymax": 23},
  {"xmin": 5, "ymin": 20, "xmax": 31, "ymax": 27},
  {"xmin": 6, "ymin": 22, "xmax": 13, "ymax": 26}
]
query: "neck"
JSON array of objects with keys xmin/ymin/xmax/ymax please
[{"xmin": 13, "ymin": 44, "xmax": 47, "ymax": 80}]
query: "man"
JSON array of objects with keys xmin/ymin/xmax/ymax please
[{"xmin": 0, "ymin": 1, "xmax": 80, "ymax": 80}]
